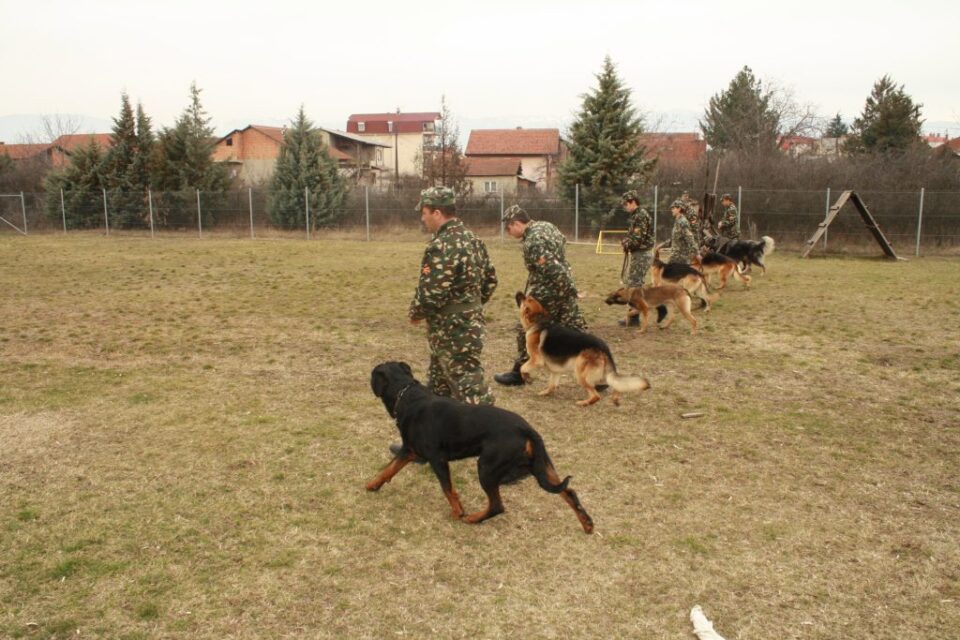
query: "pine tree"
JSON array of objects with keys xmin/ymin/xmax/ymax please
[
  {"xmin": 845, "ymin": 75, "xmax": 923, "ymax": 154},
  {"xmin": 133, "ymin": 103, "xmax": 155, "ymax": 190},
  {"xmin": 825, "ymin": 113, "xmax": 848, "ymax": 138},
  {"xmin": 700, "ymin": 66, "xmax": 780, "ymax": 154},
  {"xmin": 558, "ymin": 56, "xmax": 653, "ymax": 228},
  {"xmin": 154, "ymin": 82, "xmax": 229, "ymax": 226},
  {"xmin": 44, "ymin": 139, "xmax": 106, "ymax": 229},
  {"xmin": 103, "ymin": 93, "xmax": 144, "ymax": 227},
  {"xmin": 267, "ymin": 106, "xmax": 347, "ymax": 229}
]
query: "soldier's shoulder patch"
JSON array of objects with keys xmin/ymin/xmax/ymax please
[{"xmin": 422, "ymin": 264, "xmax": 431, "ymax": 276}]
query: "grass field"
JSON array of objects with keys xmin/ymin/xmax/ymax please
[{"xmin": 1, "ymin": 234, "xmax": 958, "ymax": 639}]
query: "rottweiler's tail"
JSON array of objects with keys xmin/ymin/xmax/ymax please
[{"xmin": 528, "ymin": 435, "xmax": 570, "ymax": 494}]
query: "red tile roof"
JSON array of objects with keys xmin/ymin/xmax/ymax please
[
  {"xmin": 638, "ymin": 132, "xmax": 705, "ymax": 165},
  {"xmin": 465, "ymin": 157, "xmax": 524, "ymax": 177},
  {"xmin": 53, "ymin": 133, "xmax": 113, "ymax": 152},
  {"xmin": 466, "ymin": 129, "xmax": 561, "ymax": 156},
  {"xmin": 348, "ymin": 112, "xmax": 440, "ymax": 123},
  {"xmin": 0, "ymin": 142, "xmax": 50, "ymax": 160}
]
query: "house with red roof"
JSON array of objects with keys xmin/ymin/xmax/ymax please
[
  {"xmin": 212, "ymin": 125, "xmax": 390, "ymax": 186},
  {"xmin": 346, "ymin": 112, "xmax": 441, "ymax": 180},
  {"xmin": 637, "ymin": 132, "xmax": 706, "ymax": 168},
  {"xmin": 0, "ymin": 133, "xmax": 113, "ymax": 168},
  {"xmin": 465, "ymin": 128, "xmax": 566, "ymax": 191},
  {"xmin": 464, "ymin": 157, "xmax": 536, "ymax": 196}
]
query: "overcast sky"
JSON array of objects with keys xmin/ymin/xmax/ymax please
[{"xmin": 2, "ymin": 0, "xmax": 958, "ymax": 139}]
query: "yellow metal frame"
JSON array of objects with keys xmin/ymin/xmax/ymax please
[{"xmin": 595, "ymin": 230, "xmax": 628, "ymax": 255}]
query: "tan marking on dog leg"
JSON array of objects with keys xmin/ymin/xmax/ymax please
[
  {"xmin": 538, "ymin": 374, "xmax": 560, "ymax": 396},
  {"xmin": 463, "ymin": 486, "xmax": 504, "ymax": 524},
  {"xmin": 560, "ymin": 488, "xmax": 594, "ymax": 534},
  {"xmin": 678, "ymin": 297, "xmax": 698, "ymax": 335},
  {"xmin": 365, "ymin": 454, "xmax": 415, "ymax": 491}
]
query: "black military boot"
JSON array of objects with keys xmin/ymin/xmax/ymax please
[
  {"xmin": 494, "ymin": 361, "xmax": 526, "ymax": 386},
  {"xmin": 618, "ymin": 314, "xmax": 640, "ymax": 327}
]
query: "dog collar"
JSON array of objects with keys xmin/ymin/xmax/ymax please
[{"xmin": 392, "ymin": 383, "xmax": 415, "ymax": 419}]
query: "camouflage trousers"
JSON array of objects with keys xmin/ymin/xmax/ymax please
[
  {"xmin": 512, "ymin": 291, "xmax": 588, "ymax": 366},
  {"xmin": 624, "ymin": 250, "xmax": 652, "ymax": 287},
  {"xmin": 426, "ymin": 310, "xmax": 494, "ymax": 406}
]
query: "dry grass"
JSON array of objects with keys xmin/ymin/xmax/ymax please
[{"xmin": 1, "ymin": 234, "xmax": 958, "ymax": 639}]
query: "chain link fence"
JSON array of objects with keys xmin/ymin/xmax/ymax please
[{"xmin": 2, "ymin": 185, "xmax": 958, "ymax": 255}]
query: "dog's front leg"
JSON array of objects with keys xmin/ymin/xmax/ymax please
[
  {"xmin": 429, "ymin": 460, "xmax": 464, "ymax": 519},
  {"xmin": 366, "ymin": 452, "xmax": 416, "ymax": 491}
]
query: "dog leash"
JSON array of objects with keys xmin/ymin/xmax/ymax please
[{"xmin": 392, "ymin": 383, "xmax": 415, "ymax": 421}]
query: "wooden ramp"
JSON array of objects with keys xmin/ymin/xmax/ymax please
[{"xmin": 801, "ymin": 190, "xmax": 898, "ymax": 259}]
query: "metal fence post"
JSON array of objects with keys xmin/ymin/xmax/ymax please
[
  {"xmin": 653, "ymin": 185, "xmax": 658, "ymax": 239},
  {"xmin": 196, "ymin": 189, "xmax": 202, "ymax": 238},
  {"xmin": 365, "ymin": 185, "xmax": 370, "ymax": 242},
  {"xmin": 248, "ymin": 187, "xmax": 254, "ymax": 239},
  {"xmin": 305, "ymin": 186, "xmax": 311, "ymax": 240},
  {"xmin": 20, "ymin": 191, "xmax": 27, "ymax": 235},
  {"xmin": 500, "ymin": 189, "xmax": 504, "ymax": 243},
  {"xmin": 574, "ymin": 183, "xmax": 579, "ymax": 243},
  {"xmin": 60, "ymin": 188, "xmax": 66, "ymax": 233},
  {"xmin": 103, "ymin": 188, "xmax": 109, "ymax": 236},
  {"xmin": 737, "ymin": 185, "xmax": 742, "ymax": 228},
  {"xmin": 824, "ymin": 188, "xmax": 830, "ymax": 250},
  {"xmin": 916, "ymin": 187, "xmax": 925, "ymax": 257},
  {"xmin": 148, "ymin": 189, "xmax": 155, "ymax": 238}
]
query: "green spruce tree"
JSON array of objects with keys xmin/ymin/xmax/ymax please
[
  {"xmin": 558, "ymin": 56, "xmax": 653, "ymax": 228},
  {"xmin": 825, "ymin": 113, "xmax": 848, "ymax": 138},
  {"xmin": 267, "ymin": 106, "xmax": 347, "ymax": 229},
  {"xmin": 700, "ymin": 66, "xmax": 780, "ymax": 154},
  {"xmin": 45, "ymin": 139, "xmax": 106, "ymax": 229},
  {"xmin": 845, "ymin": 75, "xmax": 923, "ymax": 154},
  {"xmin": 103, "ymin": 93, "xmax": 144, "ymax": 227}
]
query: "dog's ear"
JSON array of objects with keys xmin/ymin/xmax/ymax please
[
  {"xmin": 370, "ymin": 366, "xmax": 390, "ymax": 398},
  {"xmin": 398, "ymin": 362, "xmax": 412, "ymax": 376},
  {"xmin": 515, "ymin": 291, "xmax": 525, "ymax": 308}
]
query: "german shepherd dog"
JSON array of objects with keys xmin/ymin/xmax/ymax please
[
  {"xmin": 604, "ymin": 285, "xmax": 698, "ymax": 335},
  {"xmin": 650, "ymin": 250, "xmax": 714, "ymax": 311},
  {"xmin": 692, "ymin": 251, "xmax": 751, "ymax": 290},
  {"xmin": 517, "ymin": 292, "xmax": 650, "ymax": 407},
  {"xmin": 368, "ymin": 362, "xmax": 594, "ymax": 533},
  {"xmin": 705, "ymin": 235, "xmax": 776, "ymax": 275}
]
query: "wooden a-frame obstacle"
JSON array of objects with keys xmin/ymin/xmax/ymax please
[{"xmin": 802, "ymin": 190, "xmax": 899, "ymax": 259}]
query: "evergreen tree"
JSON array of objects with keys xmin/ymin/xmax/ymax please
[
  {"xmin": 825, "ymin": 113, "xmax": 848, "ymax": 138},
  {"xmin": 44, "ymin": 139, "xmax": 106, "ymax": 229},
  {"xmin": 558, "ymin": 56, "xmax": 653, "ymax": 228},
  {"xmin": 845, "ymin": 75, "xmax": 923, "ymax": 154},
  {"xmin": 267, "ymin": 106, "xmax": 347, "ymax": 229},
  {"xmin": 700, "ymin": 66, "xmax": 780, "ymax": 154},
  {"xmin": 133, "ymin": 103, "xmax": 155, "ymax": 190},
  {"xmin": 154, "ymin": 82, "xmax": 229, "ymax": 226},
  {"xmin": 103, "ymin": 93, "xmax": 144, "ymax": 227}
]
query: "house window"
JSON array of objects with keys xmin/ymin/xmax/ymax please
[
  {"xmin": 225, "ymin": 137, "xmax": 233, "ymax": 146},
  {"xmin": 423, "ymin": 122, "xmax": 435, "ymax": 132},
  {"xmin": 387, "ymin": 121, "xmax": 394, "ymax": 133},
  {"xmin": 357, "ymin": 122, "xmax": 366, "ymax": 132},
  {"xmin": 484, "ymin": 181, "xmax": 498, "ymax": 193},
  {"xmin": 376, "ymin": 148, "xmax": 383, "ymax": 164}
]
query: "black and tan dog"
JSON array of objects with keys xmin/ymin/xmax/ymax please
[
  {"xmin": 651, "ymin": 249, "xmax": 715, "ymax": 311},
  {"xmin": 604, "ymin": 285, "xmax": 698, "ymax": 335},
  {"xmin": 367, "ymin": 361, "xmax": 594, "ymax": 533},
  {"xmin": 692, "ymin": 251, "xmax": 751, "ymax": 290},
  {"xmin": 517, "ymin": 292, "xmax": 650, "ymax": 407}
]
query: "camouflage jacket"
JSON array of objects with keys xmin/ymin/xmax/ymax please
[
  {"xmin": 718, "ymin": 204, "xmax": 740, "ymax": 239},
  {"xmin": 667, "ymin": 215, "xmax": 698, "ymax": 264},
  {"xmin": 521, "ymin": 220, "xmax": 578, "ymax": 301},
  {"xmin": 409, "ymin": 219, "xmax": 497, "ymax": 321},
  {"xmin": 684, "ymin": 203, "xmax": 701, "ymax": 232},
  {"xmin": 621, "ymin": 208, "xmax": 654, "ymax": 253}
]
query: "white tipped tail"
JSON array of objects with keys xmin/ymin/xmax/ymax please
[
  {"xmin": 761, "ymin": 235, "xmax": 776, "ymax": 256},
  {"xmin": 605, "ymin": 371, "xmax": 651, "ymax": 393}
]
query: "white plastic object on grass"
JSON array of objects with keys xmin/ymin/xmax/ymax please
[{"xmin": 690, "ymin": 605, "xmax": 726, "ymax": 640}]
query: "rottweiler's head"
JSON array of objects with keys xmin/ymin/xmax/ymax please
[
  {"xmin": 516, "ymin": 292, "xmax": 549, "ymax": 329},
  {"xmin": 604, "ymin": 288, "xmax": 630, "ymax": 306},
  {"xmin": 371, "ymin": 361, "xmax": 416, "ymax": 414}
]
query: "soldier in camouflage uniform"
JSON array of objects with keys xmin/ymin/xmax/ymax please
[
  {"xmin": 716, "ymin": 193, "xmax": 740, "ymax": 248},
  {"xmin": 494, "ymin": 204, "xmax": 588, "ymax": 386},
  {"xmin": 681, "ymin": 191, "xmax": 703, "ymax": 246},
  {"xmin": 657, "ymin": 199, "xmax": 698, "ymax": 265},
  {"xmin": 618, "ymin": 190, "xmax": 655, "ymax": 327},
  {"xmin": 409, "ymin": 186, "xmax": 498, "ymax": 405}
]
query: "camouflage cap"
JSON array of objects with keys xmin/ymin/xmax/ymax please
[
  {"xmin": 681, "ymin": 191, "xmax": 690, "ymax": 198},
  {"xmin": 416, "ymin": 186, "xmax": 456, "ymax": 212},
  {"xmin": 621, "ymin": 190, "xmax": 640, "ymax": 204},
  {"xmin": 501, "ymin": 204, "xmax": 527, "ymax": 222},
  {"xmin": 721, "ymin": 193, "xmax": 733, "ymax": 201},
  {"xmin": 670, "ymin": 199, "xmax": 686, "ymax": 210}
]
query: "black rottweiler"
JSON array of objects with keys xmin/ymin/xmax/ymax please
[{"xmin": 367, "ymin": 361, "xmax": 594, "ymax": 533}]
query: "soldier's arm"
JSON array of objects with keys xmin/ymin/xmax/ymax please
[
  {"xmin": 409, "ymin": 242, "xmax": 454, "ymax": 321},
  {"xmin": 478, "ymin": 241, "xmax": 497, "ymax": 304}
]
